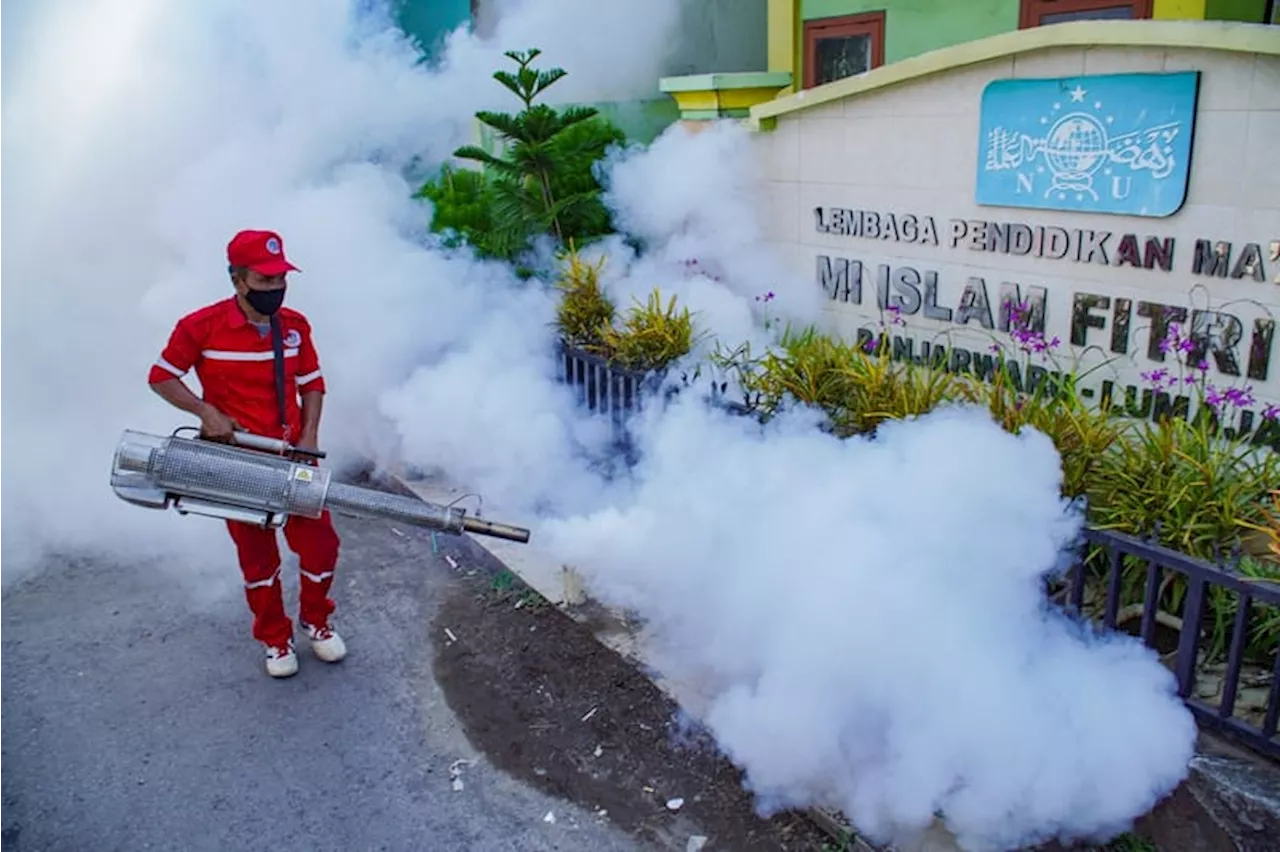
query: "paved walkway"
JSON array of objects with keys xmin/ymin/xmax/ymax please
[{"xmin": 1, "ymin": 513, "xmax": 645, "ymax": 852}]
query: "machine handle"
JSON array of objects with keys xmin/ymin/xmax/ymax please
[{"xmin": 232, "ymin": 431, "xmax": 327, "ymax": 460}]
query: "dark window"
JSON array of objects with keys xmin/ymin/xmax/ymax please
[
  {"xmin": 803, "ymin": 12, "xmax": 886, "ymax": 89},
  {"xmin": 1019, "ymin": 0, "xmax": 1153, "ymax": 28}
]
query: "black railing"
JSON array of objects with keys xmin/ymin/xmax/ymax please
[
  {"xmin": 1059, "ymin": 528, "xmax": 1280, "ymax": 759},
  {"xmin": 555, "ymin": 343, "xmax": 1280, "ymax": 761},
  {"xmin": 555, "ymin": 343, "xmax": 656, "ymax": 423}
]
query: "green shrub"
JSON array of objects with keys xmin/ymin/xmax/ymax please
[{"xmin": 417, "ymin": 48, "xmax": 627, "ymax": 267}]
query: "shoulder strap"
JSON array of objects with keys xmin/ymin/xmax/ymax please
[{"xmin": 269, "ymin": 314, "xmax": 289, "ymax": 441}]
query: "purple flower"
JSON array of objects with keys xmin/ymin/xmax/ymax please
[
  {"xmin": 1160, "ymin": 321, "xmax": 1197, "ymax": 357},
  {"xmin": 1263, "ymin": 404, "xmax": 1279, "ymax": 422},
  {"xmin": 1140, "ymin": 368, "xmax": 1169, "ymax": 387},
  {"xmin": 1141, "ymin": 368, "xmax": 1180, "ymax": 389},
  {"xmin": 1203, "ymin": 383, "xmax": 1255, "ymax": 412},
  {"xmin": 755, "ymin": 290, "xmax": 776, "ymax": 303},
  {"xmin": 863, "ymin": 337, "xmax": 878, "ymax": 354},
  {"xmin": 1000, "ymin": 300, "xmax": 1059, "ymax": 355},
  {"xmin": 1224, "ymin": 386, "xmax": 1256, "ymax": 409}
]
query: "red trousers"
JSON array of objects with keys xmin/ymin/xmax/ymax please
[{"xmin": 225, "ymin": 511, "xmax": 341, "ymax": 648}]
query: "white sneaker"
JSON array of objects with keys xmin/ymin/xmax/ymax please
[
  {"xmin": 301, "ymin": 622, "xmax": 347, "ymax": 663},
  {"xmin": 265, "ymin": 640, "xmax": 298, "ymax": 678}
]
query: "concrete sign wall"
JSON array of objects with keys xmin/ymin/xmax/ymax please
[{"xmin": 752, "ymin": 25, "xmax": 1279, "ymax": 443}]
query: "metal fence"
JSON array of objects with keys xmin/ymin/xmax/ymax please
[
  {"xmin": 555, "ymin": 343, "xmax": 1280, "ymax": 761},
  {"xmin": 554, "ymin": 343, "xmax": 655, "ymax": 423},
  {"xmin": 1059, "ymin": 528, "xmax": 1280, "ymax": 759}
]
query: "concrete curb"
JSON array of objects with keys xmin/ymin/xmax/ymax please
[{"xmin": 380, "ymin": 466, "xmax": 895, "ymax": 852}]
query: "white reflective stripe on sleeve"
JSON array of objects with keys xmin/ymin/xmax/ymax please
[
  {"xmin": 154, "ymin": 357, "xmax": 186, "ymax": 377},
  {"xmin": 300, "ymin": 569, "xmax": 333, "ymax": 583},
  {"xmin": 297, "ymin": 369, "xmax": 323, "ymax": 386},
  {"xmin": 244, "ymin": 569, "xmax": 281, "ymax": 590},
  {"xmin": 202, "ymin": 348, "xmax": 299, "ymax": 361}
]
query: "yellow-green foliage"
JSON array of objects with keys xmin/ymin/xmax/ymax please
[
  {"xmin": 554, "ymin": 277, "xmax": 1280, "ymax": 664},
  {"xmin": 730, "ymin": 328, "xmax": 962, "ymax": 436},
  {"xmin": 554, "ymin": 248, "xmax": 615, "ymax": 351},
  {"xmin": 712, "ymin": 324, "xmax": 1279, "ymax": 664},
  {"xmin": 602, "ymin": 289, "xmax": 703, "ymax": 373},
  {"xmin": 951, "ymin": 361, "xmax": 1124, "ymax": 500},
  {"xmin": 1087, "ymin": 416, "xmax": 1278, "ymax": 560},
  {"xmin": 553, "ymin": 248, "xmax": 702, "ymax": 374}
]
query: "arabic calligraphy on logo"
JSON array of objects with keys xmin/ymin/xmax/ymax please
[{"xmin": 974, "ymin": 72, "xmax": 1200, "ymax": 218}]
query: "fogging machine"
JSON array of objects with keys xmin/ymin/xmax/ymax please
[{"xmin": 109, "ymin": 428, "xmax": 531, "ymax": 544}]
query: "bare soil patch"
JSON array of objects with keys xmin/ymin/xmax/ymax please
[{"xmin": 430, "ymin": 562, "xmax": 832, "ymax": 851}]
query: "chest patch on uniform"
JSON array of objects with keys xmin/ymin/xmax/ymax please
[{"xmin": 284, "ymin": 329, "xmax": 302, "ymax": 348}]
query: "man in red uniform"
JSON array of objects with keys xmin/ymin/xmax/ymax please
[{"xmin": 148, "ymin": 229, "xmax": 345, "ymax": 678}]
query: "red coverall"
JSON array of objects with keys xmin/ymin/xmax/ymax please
[{"xmin": 148, "ymin": 296, "xmax": 340, "ymax": 649}]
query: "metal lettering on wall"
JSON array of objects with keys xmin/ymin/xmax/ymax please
[
  {"xmin": 813, "ymin": 252, "xmax": 1278, "ymax": 446},
  {"xmin": 975, "ymin": 71, "xmax": 1200, "ymax": 218},
  {"xmin": 814, "ymin": 207, "xmax": 1280, "ymax": 285},
  {"xmin": 839, "ymin": 323, "xmax": 1278, "ymax": 448},
  {"xmin": 818, "ymin": 256, "xmax": 1274, "ymax": 379},
  {"xmin": 809, "ymin": 204, "xmax": 1280, "ymax": 437}
]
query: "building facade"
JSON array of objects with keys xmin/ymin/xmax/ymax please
[
  {"xmin": 664, "ymin": 10, "xmax": 1279, "ymax": 442},
  {"xmin": 772, "ymin": 0, "xmax": 1277, "ymax": 95}
]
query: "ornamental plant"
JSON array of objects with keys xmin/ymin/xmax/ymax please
[
  {"xmin": 553, "ymin": 247, "xmax": 702, "ymax": 375},
  {"xmin": 956, "ymin": 298, "xmax": 1124, "ymax": 500},
  {"xmin": 1066, "ymin": 320, "xmax": 1280, "ymax": 665},
  {"xmin": 553, "ymin": 245, "xmax": 615, "ymax": 351},
  {"xmin": 712, "ymin": 303, "xmax": 962, "ymax": 437},
  {"xmin": 1086, "ymin": 320, "xmax": 1279, "ymax": 559},
  {"xmin": 417, "ymin": 48, "xmax": 627, "ymax": 267},
  {"xmin": 601, "ymin": 289, "xmax": 703, "ymax": 373},
  {"xmin": 707, "ymin": 298, "xmax": 1280, "ymax": 666}
]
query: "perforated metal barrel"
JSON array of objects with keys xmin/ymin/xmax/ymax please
[
  {"xmin": 323, "ymin": 482, "xmax": 466, "ymax": 534},
  {"xmin": 144, "ymin": 437, "xmax": 331, "ymax": 518},
  {"xmin": 111, "ymin": 431, "xmax": 530, "ymax": 542}
]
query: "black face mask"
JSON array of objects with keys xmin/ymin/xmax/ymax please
[{"xmin": 244, "ymin": 287, "xmax": 285, "ymax": 316}]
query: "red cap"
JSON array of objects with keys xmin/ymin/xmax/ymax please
[{"xmin": 227, "ymin": 229, "xmax": 300, "ymax": 276}]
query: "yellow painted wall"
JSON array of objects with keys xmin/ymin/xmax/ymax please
[
  {"xmin": 1152, "ymin": 0, "xmax": 1208, "ymax": 17},
  {"xmin": 768, "ymin": 0, "xmax": 797, "ymax": 74},
  {"xmin": 1153, "ymin": 0, "xmax": 1209, "ymax": 18}
]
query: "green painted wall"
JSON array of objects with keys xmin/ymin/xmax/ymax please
[
  {"xmin": 1205, "ymin": 0, "xmax": 1270, "ymax": 21},
  {"xmin": 588, "ymin": 99, "xmax": 682, "ymax": 144},
  {"xmin": 801, "ymin": 0, "xmax": 1017, "ymax": 64},
  {"xmin": 392, "ymin": 0, "xmax": 472, "ymax": 62}
]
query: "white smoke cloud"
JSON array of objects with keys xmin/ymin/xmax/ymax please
[
  {"xmin": 541, "ymin": 398, "xmax": 1198, "ymax": 850},
  {"xmin": 0, "ymin": 0, "xmax": 684, "ymax": 589},
  {"xmin": 1, "ymin": 1, "xmax": 1196, "ymax": 848}
]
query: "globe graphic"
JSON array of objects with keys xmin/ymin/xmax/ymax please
[{"xmin": 1043, "ymin": 113, "xmax": 1108, "ymax": 178}]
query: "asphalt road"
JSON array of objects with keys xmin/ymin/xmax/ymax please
[{"xmin": 1, "ymin": 510, "xmax": 647, "ymax": 852}]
